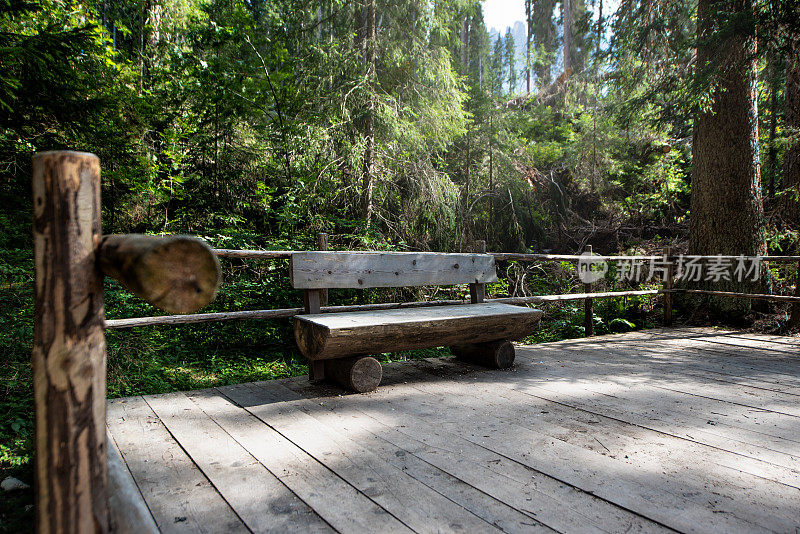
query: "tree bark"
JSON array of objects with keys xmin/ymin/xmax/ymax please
[
  {"xmin": 525, "ymin": 0, "xmax": 533, "ymax": 93},
  {"xmin": 562, "ymin": 0, "xmax": 572, "ymax": 72},
  {"xmin": 767, "ymin": 57, "xmax": 779, "ymax": 198},
  {"xmin": 534, "ymin": 0, "xmax": 556, "ymax": 85},
  {"xmin": 32, "ymin": 151, "xmax": 109, "ymax": 533},
  {"xmin": 785, "ymin": 19, "xmax": 800, "ymax": 219},
  {"xmin": 689, "ymin": 0, "xmax": 766, "ymax": 315},
  {"xmin": 361, "ymin": 0, "xmax": 376, "ymax": 227}
]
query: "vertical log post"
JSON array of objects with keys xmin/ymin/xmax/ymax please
[
  {"xmin": 663, "ymin": 246, "xmax": 674, "ymax": 326},
  {"xmin": 584, "ymin": 244, "xmax": 594, "ymax": 336},
  {"xmin": 470, "ymin": 240, "xmax": 487, "ymax": 303},
  {"xmin": 304, "ymin": 235, "xmax": 327, "ymax": 381},
  {"xmin": 318, "ymin": 232, "xmax": 329, "ymax": 307},
  {"xmin": 790, "ymin": 257, "xmax": 800, "ymax": 328},
  {"xmin": 32, "ymin": 151, "xmax": 109, "ymax": 533}
]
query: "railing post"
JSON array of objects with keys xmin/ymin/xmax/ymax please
[
  {"xmin": 791, "ymin": 257, "xmax": 800, "ymax": 328},
  {"xmin": 584, "ymin": 244, "xmax": 593, "ymax": 336},
  {"xmin": 663, "ymin": 246, "xmax": 674, "ymax": 326},
  {"xmin": 318, "ymin": 232, "xmax": 328, "ymax": 307},
  {"xmin": 305, "ymin": 233, "xmax": 328, "ymax": 381},
  {"xmin": 32, "ymin": 152, "xmax": 109, "ymax": 533},
  {"xmin": 470, "ymin": 240, "xmax": 487, "ymax": 303}
]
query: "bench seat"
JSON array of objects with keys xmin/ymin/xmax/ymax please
[{"xmin": 294, "ymin": 302, "xmax": 543, "ymax": 361}]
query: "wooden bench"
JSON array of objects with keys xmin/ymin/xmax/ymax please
[{"xmin": 290, "ymin": 251, "xmax": 543, "ymax": 392}]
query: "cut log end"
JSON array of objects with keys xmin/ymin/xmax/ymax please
[
  {"xmin": 100, "ymin": 234, "xmax": 221, "ymax": 314},
  {"xmin": 325, "ymin": 356, "xmax": 382, "ymax": 392},
  {"xmin": 451, "ymin": 340, "xmax": 515, "ymax": 369}
]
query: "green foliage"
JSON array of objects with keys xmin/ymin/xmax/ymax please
[{"xmin": 1, "ymin": 0, "xmax": 795, "ymax": 529}]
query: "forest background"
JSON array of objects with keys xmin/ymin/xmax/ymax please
[{"xmin": 1, "ymin": 0, "xmax": 799, "ymax": 530}]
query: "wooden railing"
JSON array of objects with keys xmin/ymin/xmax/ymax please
[
  {"xmin": 106, "ymin": 245, "xmax": 800, "ymax": 330},
  {"xmin": 30, "ymin": 150, "xmax": 800, "ymax": 533}
]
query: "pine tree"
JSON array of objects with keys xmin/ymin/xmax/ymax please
[
  {"xmin": 504, "ymin": 28, "xmax": 517, "ymax": 93},
  {"xmin": 689, "ymin": 0, "xmax": 766, "ymax": 313},
  {"xmin": 491, "ymin": 35, "xmax": 505, "ymax": 95}
]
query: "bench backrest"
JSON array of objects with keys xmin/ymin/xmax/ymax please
[{"xmin": 290, "ymin": 251, "xmax": 497, "ymax": 289}]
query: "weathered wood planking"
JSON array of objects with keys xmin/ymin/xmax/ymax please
[
  {"xmin": 290, "ymin": 251, "xmax": 497, "ymax": 288},
  {"xmin": 294, "ymin": 303, "xmax": 543, "ymax": 360},
  {"xmin": 257, "ymin": 384, "xmax": 556, "ymax": 534},
  {"xmin": 410, "ymin": 358, "xmax": 800, "ymax": 529},
  {"xmin": 189, "ymin": 388, "xmax": 412, "ymax": 534},
  {"xmin": 144, "ymin": 392, "xmax": 333, "ymax": 533},
  {"xmin": 106, "ymin": 433, "xmax": 159, "ymax": 534},
  {"xmin": 279, "ymin": 376, "xmax": 668, "ymax": 533},
  {"xmin": 106, "ymin": 397, "xmax": 248, "ymax": 533},
  {"xmin": 220, "ymin": 382, "xmax": 505, "ymax": 533},
  {"xmin": 344, "ymin": 361, "xmax": 788, "ymax": 532},
  {"xmin": 105, "ymin": 328, "xmax": 800, "ymax": 534}
]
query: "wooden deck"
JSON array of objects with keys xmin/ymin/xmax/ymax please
[{"xmin": 107, "ymin": 327, "xmax": 800, "ymax": 533}]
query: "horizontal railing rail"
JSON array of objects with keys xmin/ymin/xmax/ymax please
[
  {"xmin": 105, "ymin": 290, "xmax": 664, "ymax": 329},
  {"xmin": 214, "ymin": 248, "xmax": 800, "ymax": 263},
  {"xmin": 107, "ymin": 245, "xmax": 800, "ymax": 330}
]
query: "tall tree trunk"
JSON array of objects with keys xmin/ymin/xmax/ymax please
[
  {"xmin": 362, "ymin": 0, "xmax": 376, "ymax": 227},
  {"xmin": 689, "ymin": 0, "xmax": 766, "ymax": 315},
  {"xmin": 597, "ymin": 0, "xmax": 602, "ymax": 53},
  {"xmin": 767, "ymin": 57, "xmax": 778, "ymax": 198},
  {"xmin": 525, "ymin": 0, "xmax": 533, "ymax": 93},
  {"xmin": 562, "ymin": 0, "xmax": 572, "ymax": 72},
  {"xmin": 785, "ymin": 22, "xmax": 800, "ymax": 214},
  {"xmin": 785, "ymin": 6, "xmax": 800, "ymax": 326},
  {"xmin": 534, "ymin": 0, "xmax": 555, "ymax": 84}
]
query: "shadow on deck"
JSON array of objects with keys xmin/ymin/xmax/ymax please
[{"xmin": 107, "ymin": 327, "xmax": 800, "ymax": 533}]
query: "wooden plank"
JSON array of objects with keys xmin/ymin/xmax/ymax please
[
  {"xmin": 186, "ymin": 388, "xmax": 412, "ymax": 534},
  {"xmin": 106, "ymin": 397, "xmax": 248, "ymax": 534},
  {"xmin": 590, "ymin": 337, "xmax": 800, "ymax": 395},
  {"xmin": 346, "ymin": 363, "xmax": 789, "ymax": 532},
  {"xmin": 512, "ymin": 349, "xmax": 800, "ymax": 461},
  {"xmin": 725, "ymin": 332, "xmax": 800, "ymax": 346},
  {"xmin": 294, "ymin": 303, "xmax": 542, "ymax": 360},
  {"xmin": 564, "ymin": 331, "xmax": 800, "ymax": 383},
  {"xmin": 563, "ymin": 337, "xmax": 800, "ymax": 396},
  {"xmin": 423, "ymin": 355, "xmax": 800, "ymax": 497},
  {"xmin": 276, "ymin": 382, "xmax": 667, "ymax": 534},
  {"xmin": 290, "ymin": 251, "xmax": 497, "ymax": 288},
  {"xmin": 523, "ymin": 341, "xmax": 800, "ymax": 432},
  {"xmin": 503, "ymin": 356, "xmax": 800, "ymax": 483},
  {"xmin": 218, "ymin": 382, "xmax": 506, "ymax": 534},
  {"xmin": 143, "ymin": 392, "xmax": 333, "ymax": 533},
  {"xmin": 106, "ymin": 432, "xmax": 159, "ymax": 534},
  {"xmin": 636, "ymin": 337, "xmax": 800, "ymax": 384},
  {"xmin": 407, "ymin": 358, "xmax": 800, "ymax": 529},
  {"xmin": 257, "ymin": 385, "xmax": 557, "ymax": 534}
]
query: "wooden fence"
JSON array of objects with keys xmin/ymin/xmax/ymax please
[
  {"xmin": 30, "ymin": 150, "xmax": 800, "ymax": 533},
  {"xmin": 106, "ymin": 244, "xmax": 800, "ymax": 333}
]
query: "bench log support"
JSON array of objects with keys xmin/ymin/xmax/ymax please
[
  {"xmin": 451, "ymin": 340, "xmax": 515, "ymax": 369},
  {"xmin": 325, "ymin": 356, "xmax": 382, "ymax": 392}
]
